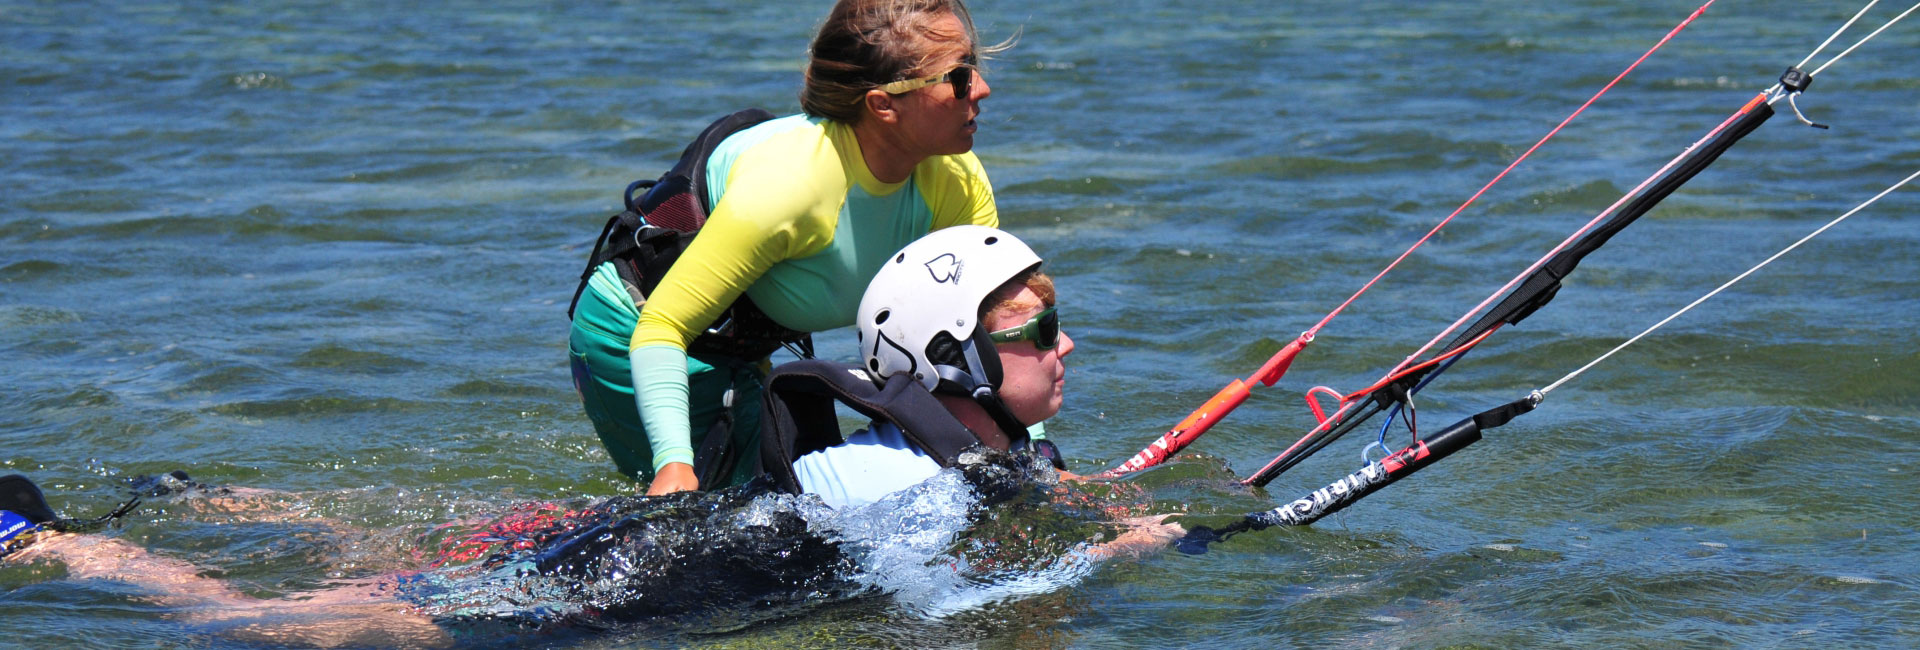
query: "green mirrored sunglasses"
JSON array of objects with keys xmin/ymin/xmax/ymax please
[{"xmin": 987, "ymin": 306, "xmax": 1059, "ymax": 350}]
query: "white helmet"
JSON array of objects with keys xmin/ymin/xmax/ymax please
[{"xmin": 857, "ymin": 225, "xmax": 1043, "ymax": 395}]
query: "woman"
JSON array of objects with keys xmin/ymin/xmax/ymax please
[{"xmin": 569, "ymin": 0, "xmax": 1005, "ymax": 494}]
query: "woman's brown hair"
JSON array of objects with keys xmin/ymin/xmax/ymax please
[{"xmin": 801, "ymin": 0, "xmax": 1008, "ymax": 123}]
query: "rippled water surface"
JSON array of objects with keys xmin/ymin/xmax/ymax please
[{"xmin": 5, "ymin": 0, "xmax": 1919, "ymax": 647}]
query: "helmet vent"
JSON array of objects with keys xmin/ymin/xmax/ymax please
[{"xmin": 925, "ymin": 331, "xmax": 968, "ymax": 371}]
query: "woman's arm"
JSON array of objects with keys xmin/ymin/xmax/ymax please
[{"xmin": 629, "ymin": 137, "xmax": 839, "ymax": 488}]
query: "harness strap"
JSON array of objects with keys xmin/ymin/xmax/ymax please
[
  {"xmin": 759, "ymin": 360, "xmax": 985, "ymax": 494},
  {"xmin": 566, "ymin": 210, "xmax": 638, "ymax": 320},
  {"xmin": 692, "ymin": 389, "xmax": 737, "ymax": 489}
]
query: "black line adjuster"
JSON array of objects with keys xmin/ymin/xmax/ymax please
[{"xmin": 1779, "ymin": 66, "xmax": 1813, "ymax": 93}]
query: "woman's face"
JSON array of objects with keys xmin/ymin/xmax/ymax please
[
  {"xmin": 891, "ymin": 12, "xmax": 991, "ymax": 156},
  {"xmin": 988, "ymin": 287, "xmax": 1073, "ymax": 426}
]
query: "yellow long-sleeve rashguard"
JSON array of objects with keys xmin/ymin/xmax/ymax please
[{"xmin": 594, "ymin": 114, "xmax": 997, "ymax": 475}]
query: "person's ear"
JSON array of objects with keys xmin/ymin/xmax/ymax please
[{"xmin": 863, "ymin": 89, "xmax": 900, "ymax": 125}]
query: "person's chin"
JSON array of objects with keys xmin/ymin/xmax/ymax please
[{"xmin": 1015, "ymin": 401, "xmax": 1058, "ymax": 426}]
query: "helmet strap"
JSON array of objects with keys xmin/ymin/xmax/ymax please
[
  {"xmin": 961, "ymin": 324, "xmax": 1003, "ymax": 387},
  {"xmin": 928, "ymin": 326, "xmax": 1030, "ymax": 447},
  {"xmin": 969, "ymin": 386, "xmax": 1032, "ymax": 447},
  {"xmin": 931, "ymin": 324, "xmax": 1004, "ymax": 395}
]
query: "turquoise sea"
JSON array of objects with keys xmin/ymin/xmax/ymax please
[{"xmin": 4, "ymin": 0, "xmax": 1919, "ymax": 646}]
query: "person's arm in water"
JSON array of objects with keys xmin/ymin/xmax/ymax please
[
  {"xmin": 14, "ymin": 530, "xmax": 450, "ymax": 645},
  {"xmin": 12, "ymin": 531, "xmax": 253, "ymax": 607},
  {"xmin": 1087, "ymin": 514, "xmax": 1185, "ymax": 558},
  {"xmin": 16, "ymin": 529, "xmax": 449, "ymax": 648}
]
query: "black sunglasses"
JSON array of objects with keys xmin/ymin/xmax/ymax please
[{"xmin": 878, "ymin": 54, "xmax": 978, "ymax": 98}]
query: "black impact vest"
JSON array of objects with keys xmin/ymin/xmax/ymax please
[{"xmin": 758, "ymin": 359, "xmax": 997, "ymax": 495}]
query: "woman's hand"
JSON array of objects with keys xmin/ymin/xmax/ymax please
[{"xmin": 645, "ymin": 462, "xmax": 700, "ymax": 495}]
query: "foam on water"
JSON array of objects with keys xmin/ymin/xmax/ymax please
[{"xmin": 804, "ymin": 463, "xmax": 1105, "ymax": 619}]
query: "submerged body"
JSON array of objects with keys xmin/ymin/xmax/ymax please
[
  {"xmin": 408, "ymin": 446, "xmax": 1062, "ymax": 631},
  {"xmin": 5, "ymin": 452, "xmax": 1128, "ymax": 645}
]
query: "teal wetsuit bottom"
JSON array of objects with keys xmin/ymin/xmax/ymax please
[{"xmin": 568, "ymin": 284, "xmax": 764, "ymax": 487}]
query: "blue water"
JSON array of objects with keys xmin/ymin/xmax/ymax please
[{"xmin": 4, "ymin": 0, "xmax": 1920, "ymax": 646}]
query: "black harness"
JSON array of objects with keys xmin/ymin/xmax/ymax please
[
  {"xmin": 567, "ymin": 108, "xmax": 813, "ymax": 361},
  {"xmin": 757, "ymin": 359, "xmax": 1003, "ymax": 495}
]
